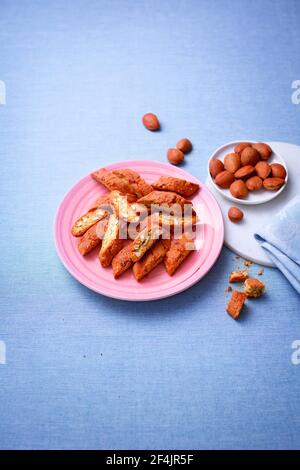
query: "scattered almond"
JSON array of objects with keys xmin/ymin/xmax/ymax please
[
  {"xmin": 176, "ymin": 138, "xmax": 192, "ymax": 154},
  {"xmin": 228, "ymin": 207, "xmax": 244, "ymax": 223},
  {"xmin": 167, "ymin": 148, "xmax": 184, "ymax": 165},
  {"xmin": 142, "ymin": 113, "xmax": 160, "ymax": 131}
]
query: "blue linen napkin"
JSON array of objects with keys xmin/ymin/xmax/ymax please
[{"xmin": 254, "ymin": 196, "xmax": 300, "ymax": 294}]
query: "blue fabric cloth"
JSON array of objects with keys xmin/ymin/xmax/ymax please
[
  {"xmin": 255, "ymin": 197, "xmax": 300, "ymax": 294},
  {"xmin": 0, "ymin": 0, "xmax": 300, "ymax": 450}
]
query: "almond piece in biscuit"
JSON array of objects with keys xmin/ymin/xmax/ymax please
[{"xmin": 226, "ymin": 291, "xmax": 246, "ymax": 319}]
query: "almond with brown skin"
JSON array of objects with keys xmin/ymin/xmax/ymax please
[
  {"xmin": 246, "ymin": 176, "xmax": 263, "ymax": 191},
  {"xmin": 230, "ymin": 180, "xmax": 248, "ymax": 199},
  {"xmin": 142, "ymin": 113, "xmax": 160, "ymax": 131},
  {"xmin": 255, "ymin": 161, "xmax": 271, "ymax": 179},
  {"xmin": 241, "ymin": 146, "xmax": 260, "ymax": 166},
  {"xmin": 271, "ymin": 163, "xmax": 286, "ymax": 179},
  {"xmin": 209, "ymin": 159, "xmax": 224, "ymax": 178},
  {"xmin": 234, "ymin": 165, "xmax": 255, "ymax": 179},
  {"xmin": 263, "ymin": 177, "xmax": 285, "ymax": 191},
  {"xmin": 167, "ymin": 148, "xmax": 184, "ymax": 165},
  {"xmin": 215, "ymin": 170, "xmax": 235, "ymax": 188},
  {"xmin": 228, "ymin": 207, "xmax": 244, "ymax": 223},
  {"xmin": 176, "ymin": 138, "xmax": 192, "ymax": 154},
  {"xmin": 224, "ymin": 153, "xmax": 241, "ymax": 173},
  {"xmin": 234, "ymin": 142, "xmax": 251, "ymax": 154},
  {"xmin": 252, "ymin": 143, "xmax": 272, "ymax": 160}
]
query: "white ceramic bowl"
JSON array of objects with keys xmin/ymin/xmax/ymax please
[{"xmin": 207, "ymin": 140, "xmax": 288, "ymax": 205}]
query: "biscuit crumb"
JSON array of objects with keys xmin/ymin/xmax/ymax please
[
  {"xmin": 257, "ymin": 269, "xmax": 264, "ymax": 276},
  {"xmin": 229, "ymin": 270, "xmax": 248, "ymax": 283},
  {"xmin": 225, "ymin": 286, "xmax": 233, "ymax": 293},
  {"xmin": 243, "ymin": 260, "xmax": 252, "ymax": 267}
]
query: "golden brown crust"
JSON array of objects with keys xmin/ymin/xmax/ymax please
[
  {"xmin": 99, "ymin": 214, "xmax": 124, "ymax": 267},
  {"xmin": 91, "ymin": 168, "xmax": 152, "ymax": 197},
  {"xmin": 133, "ymin": 240, "xmax": 170, "ymax": 281},
  {"xmin": 226, "ymin": 291, "xmax": 246, "ymax": 319},
  {"xmin": 152, "ymin": 176, "xmax": 199, "ymax": 197},
  {"xmin": 244, "ymin": 278, "xmax": 265, "ymax": 298},
  {"xmin": 137, "ymin": 190, "xmax": 192, "ymax": 208},
  {"xmin": 112, "ymin": 244, "xmax": 133, "ymax": 279},
  {"xmin": 112, "ymin": 169, "xmax": 153, "ymax": 198},
  {"xmin": 78, "ymin": 219, "xmax": 108, "ymax": 256},
  {"xmin": 164, "ymin": 235, "xmax": 195, "ymax": 276},
  {"xmin": 71, "ymin": 207, "xmax": 108, "ymax": 237},
  {"xmin": 229, "ymin": 270, "xmax": 249, "ymax": 283}
]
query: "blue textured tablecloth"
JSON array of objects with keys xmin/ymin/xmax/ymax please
[{"xmin": 0, "ymin": 0, "xmax": 300, "ymax": 450}]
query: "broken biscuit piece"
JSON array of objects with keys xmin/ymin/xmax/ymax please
[
  {"xmin": 78, "ymin": 219, "xmax": 108, "ymax": 256},
  {"xmin": 244, "ymin": 278, "xmax": 265, "ymax": 298},
  {"xmin": 133, "ymin": 239, "xmax": 170, "ymax": 281},
  {"xmin": 99, "ymin": 213, "xmax": 124, "ymax": 267},
  {"xmin": 152, "ymin": 176, "xmax": 200, "ymax": 197},
  {"xmin": 226, "ymin": 291, "xmax": 246, "ymax": 320},
  {"xmin": 137, "ymin": 190, "xmax": 192, "ymax": 208},
  {"xmin": 164, "ymin": 235, "xmax": 195, "ymax": 276},
  {"xmin": 229, "ymin": 270, "xmax": 249, "ymax": 283},
  {"xmin": 112, "ymin": 243, "xmax": 134, "ymax": 279}
]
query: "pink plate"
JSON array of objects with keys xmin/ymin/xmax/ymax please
[{"xmin": 54, "ymin": 160, "xmax": 224, "ymax": 301}]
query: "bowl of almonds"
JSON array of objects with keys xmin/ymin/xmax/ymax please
[{"xmin": 208, "ymin": 140, "xmax": 288, "ymax": 205}]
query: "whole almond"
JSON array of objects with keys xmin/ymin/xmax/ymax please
[
  {"xmin": 142, "ymin": 113, "xmax": 160, "ymax": 131},
  {"xmin": 209, "ymin": 159, "xmax": 224, "ymax": 178},
  {"xmin": 234, "ymin": 142, "xmax": 252, "ymax": 154},
  {"xmin": 234, "ymin": 165, "xmax": 255, "ymax": 179},
  {"xmin": 252, "ymin": 143, "xmax": 272, "ymax": 160},
  {"xmin": 215, "ymin": 170, "xmax": 235, "ymax": 188},
  {"xmin": 255, "ymin": 161, "xmax": 271, "ymax": 179},
  {"xmin": 263, "ymin": 177, "xmax": 285, "ymax": 191},
  {"xmin": 176, "ymin": 138, "xmax": 192, "ymax": 154},
  {"xmin": 271, "ymin": 163, "xmax": 286, "ymax": 179},
  {"xmin": 241, "ymin": 147, "xmax": 260, "ymax": 166},
  {"xmin": 167, "ymin": 148, "xmax": 184, "ymax": 165},
  {"xmin": 246, "ymin": 176, "xmax": 263, "ymax": 191},
  {"xmin": 228, "ymin": 207, "xmax": 244, "ymax": 223},
  {"xmin": 230, "ymin": 180, "xmax": 248, "ymax": 199},
  {"xmin": 224, "ymin": 153, "xmax": 241, "ymax": 173}
]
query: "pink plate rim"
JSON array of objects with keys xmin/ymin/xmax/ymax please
[{"xmin": 54, "ymin": 160, "xmax": 224, "ymax": 301}]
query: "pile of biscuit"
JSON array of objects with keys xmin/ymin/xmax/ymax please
[{"xmin": 71, "ymin": 168, "xmax": 199, "ymax": 281}]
